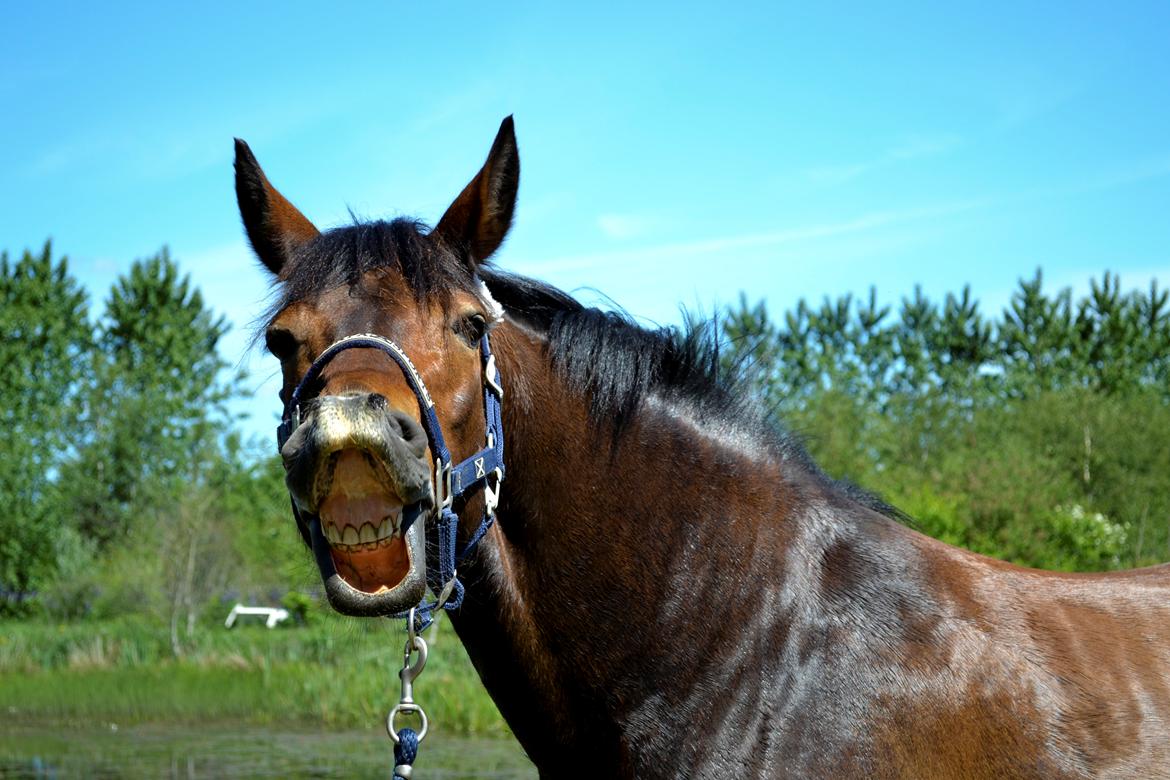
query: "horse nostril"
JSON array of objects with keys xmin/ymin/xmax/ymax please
[
  {"xmin": 391, "ymin": 409, "xmax": 428, "ymax": 459},
  {"xmin": 367, "ymin": 393, "xmax": 388, "ymax": 411}
]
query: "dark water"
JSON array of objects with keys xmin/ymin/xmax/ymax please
[{"xmin": 0, "ymin": 722, "xmax": 536, "ymax": 779}]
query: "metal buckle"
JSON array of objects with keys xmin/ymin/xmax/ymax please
[
  {"xmin": 483, "ymin": 468, "xmax": 502, "ymax": 517},
  {"xmin": 484, "ymin": 353, "xmax": 503, "ymax": 398},
  {"xmin": 434, "ymin": 459, "xmax": 453, "ymax": 510},
  {"xmin": 436, "ymin": 571, "xmax": 458, "ymax": 608}
]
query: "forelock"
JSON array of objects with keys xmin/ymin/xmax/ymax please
[{"xmin": 273, "ymin": 218, "xmax": 477, "ymax": 311}]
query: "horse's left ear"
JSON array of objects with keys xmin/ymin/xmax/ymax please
[{"xmin": 434, "ymin": 116, "xmax": 519, "ymax": 265}]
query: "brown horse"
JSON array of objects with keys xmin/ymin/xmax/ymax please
[{"xmin": 235, "ymin": 118, "xmax": 1170, "ymax": 778}]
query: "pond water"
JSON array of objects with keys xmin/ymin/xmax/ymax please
[{"xmin": 0, "ymin": 721, "xmax": 536, "ymax": 779}]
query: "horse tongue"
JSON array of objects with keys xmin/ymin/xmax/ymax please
[{"xmin": 330, "ymin": 541, "xmax": 410, "ymax": 594}]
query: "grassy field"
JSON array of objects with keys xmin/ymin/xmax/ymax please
[{"xmin": 0, "ymin": 615, "xmax": 510, "ymax": 737}]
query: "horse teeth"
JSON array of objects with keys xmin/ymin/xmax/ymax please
[
  {"xmin": 323, "ymin": 523, "xmax": 341, "ymax": 544},
  {"xmin": 322, "ymin": 514, "xmax": 402, "ymax": 548}
]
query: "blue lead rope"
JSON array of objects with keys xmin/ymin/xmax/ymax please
[{"xmin": 393, "ymin": 727, "xmax": 419, "ymax": 779}]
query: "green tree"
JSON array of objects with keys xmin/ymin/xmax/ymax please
[
  {"xmin": 723, "ymin": 270, "xmax": 1170, "ymax": 571},
  {"xmin": 60, "ymin": 249, "xmax": 239, "ymax": 545},
  {"xmin": 0, "ymin": 243, "xmax": 92, "ymax": 602}
]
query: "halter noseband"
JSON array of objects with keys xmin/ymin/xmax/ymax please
[{"xmin": 277, "ymin": 328, "xmax": 505, "ymax": 629}]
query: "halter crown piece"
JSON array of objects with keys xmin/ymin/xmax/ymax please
[{"xmin": 276, "ymin": 319, "xmax": 506, "ymax": 631}]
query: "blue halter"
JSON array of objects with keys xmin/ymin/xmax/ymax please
[{"xmin": 276, "ymin": 327, "xmax": 505, "ymax": 630}]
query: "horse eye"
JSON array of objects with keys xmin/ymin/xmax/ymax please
[
  {"xmin": 454, "ymin": 313, "xmax": 487, "ymax": 346},
  {"xmin": 265, "ymin": 327, "xmax": 298, "ymax": 361}
]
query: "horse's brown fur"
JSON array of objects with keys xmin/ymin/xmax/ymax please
[{"xmin": 237, "ymin": 118, "xmax": 1170, "ymax": 778}]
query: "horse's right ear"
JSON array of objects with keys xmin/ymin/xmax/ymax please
[{"xmin": 234, "ymin": 139, "xmax": 319, "ymax": 278}]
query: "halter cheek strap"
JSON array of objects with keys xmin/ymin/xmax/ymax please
[{"xmin": 277, "ymin": 330, "xmax": 505, "ymax": 630}]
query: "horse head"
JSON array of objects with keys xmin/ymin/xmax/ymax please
[{"xmin": 234, "ymin": 118, "xmax": 518, "ymax": 617}]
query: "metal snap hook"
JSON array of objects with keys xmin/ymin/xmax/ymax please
[
  {"xmin": 387, "ymin": 617, "xmax": 429, "ymax": 745},
  {"xmin": 401, "ymin": 634, "xmax": 428, "ymax": 689}
]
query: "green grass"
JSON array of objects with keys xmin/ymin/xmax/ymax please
[{"xmin": 0, "ymin": 616, "xmax": 509, "ymax": 737}]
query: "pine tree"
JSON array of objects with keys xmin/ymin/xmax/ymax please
[{"xmin": 721, "ymin": 269, "xmax": 1170, "ymax": 571}]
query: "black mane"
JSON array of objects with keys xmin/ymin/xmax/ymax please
[
  {"xmin": 480, "ymin": 268, "xmax": 753, "ymax": 433},
  {"xmin": 270, "ymin": 218, "xmax": 903, "ymax": 521},
  {"xmin": 479, "ymin": 268, "xmax": 905, "ymax": 520}
]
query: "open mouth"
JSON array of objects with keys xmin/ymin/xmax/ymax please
[
  {"xmin": 280, "ymin": 394, "xmax": 433, "ymax": 617},
  {"xmin": 319, "ymin": 450, "xmax": 415, "ymax": 593},
  {"xmin": 315, "ymin": 449, "xmax": 414, "ymax": 594},
  {"xmin": 297, "ymin": 446, "xmax": 430, "ymax": 617}
]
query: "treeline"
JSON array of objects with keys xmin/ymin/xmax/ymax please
[
  {"xmin": 0, "ymin": 244, "xmax": 303, "ymax": 648},
  {"xmin": 722, "ymin": 271, "xmax": 1170, "ymax": 571},
  {"xmin": 4, "ymin": 242, "xmax": 1168, "ymax": 638}
]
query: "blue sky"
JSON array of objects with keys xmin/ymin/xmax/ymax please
[{"xmin": 3, "ymin": 2, "xmax": 1168, "ymax": 441}]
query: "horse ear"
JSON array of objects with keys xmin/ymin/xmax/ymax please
[
  {"xmin": 234, "ymin": 139, "xmax": 319, "ymax": 278},
  {"xmin": 434, "ymin": 116, "xmax": 519, "ymax": 265}
]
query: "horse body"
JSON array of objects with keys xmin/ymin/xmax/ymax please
[
  {"xmin": 452, "ymin": 317, "xmax": 1170, "ymax": 777},
  {"xmin": 234, "ymin": 117, "xmax": 1170, "ymax": 778}
]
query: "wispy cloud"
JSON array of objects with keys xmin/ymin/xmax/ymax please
[
  {"xmin": 21, "ymin": 85, "xmax": 358, "ymax": 184},
  {"xmin": 1080, "ymin": 154, "xmax": 1170, "ymax": 193},
  {"xmin": 805, "ymin": 133, "xmax": 963, "ymax": 186},
  {"xmin": 405, "ymin": 80, "xmax": 501, "ymax": 137},
  {"xmin": 517, "ymin": 199, "xmax": 985, "ymax": 276},
  {"xmin": 988, "ymin": 80, "xmax": 1080, "ymax": 133},
  {"xmin": 25, "ymin": 135, "xmax": 107, "ymax": 178},
  {"xmin": 596, "ymin": 212, "xmax": 663, "ymax": 240},
  {"xmin": 992, "ymin": 152, "xmax": 1170, "ymax": 207}
]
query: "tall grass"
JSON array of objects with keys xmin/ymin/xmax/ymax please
[{"xmin": 0, "ymin": 616, "xmax": 509, "ymax": 736}]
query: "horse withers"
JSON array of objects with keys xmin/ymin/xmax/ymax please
[{"xmin": 235, "ymin": 117, "xmax": 1170, "ymax": 778}]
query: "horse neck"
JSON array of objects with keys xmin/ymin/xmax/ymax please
[{"xmin": 449, "ymin": 320, "xmax": 838, "ymax": 767}]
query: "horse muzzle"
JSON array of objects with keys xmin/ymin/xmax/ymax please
[{"xmin": 280, "ymin": 393, "xmax": 431, "ymax": 616}]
